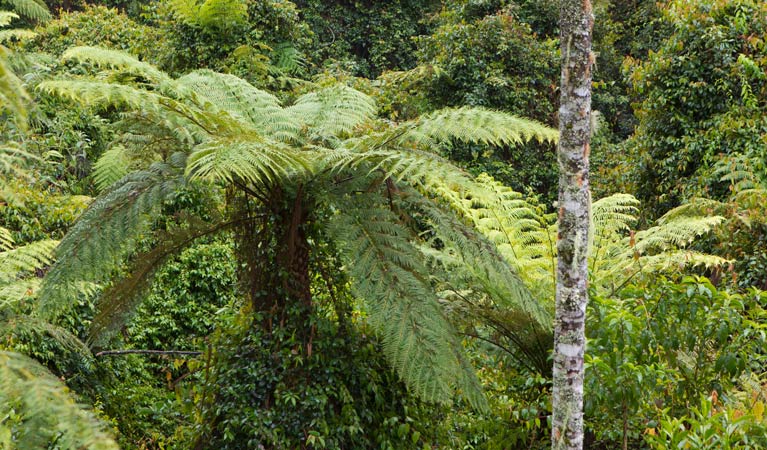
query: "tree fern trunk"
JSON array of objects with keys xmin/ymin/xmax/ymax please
[
  {"xmin": 236, "ymin": 187, "xmax": 313, "ymax": 332},
  {"xmin": 552, "ymin": 0, "xmax": 594, "ymax": 448}
]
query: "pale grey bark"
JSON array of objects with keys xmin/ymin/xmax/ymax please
[{"xmin": 552, "ymin": 0, "xmax": 594, "ymax": 447}]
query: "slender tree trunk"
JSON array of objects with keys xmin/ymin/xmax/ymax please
[{"xmin": 552, "ymin": 0, "xmax": 594, "ymax": 447}]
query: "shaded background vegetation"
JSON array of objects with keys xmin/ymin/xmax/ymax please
[{"xmin": 2, "ymin": 0, "xmax": 767, "ymax": 448}]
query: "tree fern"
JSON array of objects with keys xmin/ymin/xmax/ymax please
[
  {"xmin": 41, "ymin": 49, "xmax": 566, "ymax": 411},
  {"xmin": 168, "ymin": 0, "xmax": 247, "ymax": 31}
]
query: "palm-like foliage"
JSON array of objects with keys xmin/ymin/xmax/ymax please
[
  {"xmin": 0, "ymin": 351, "xmax": 119, "ymax": 450},
  {"xmin": 466, "ymin": 175, "xmax": 726, "ymax": 301},
  {"xmin": 0, "ymin": 45, "xmax": 118, "ymax": 448},
  {"xmin": 37, "ymin": 46, "xmax": 558, "ymax": 409},
  {"xmin": 1, "ymin": 0, "xmax": 50, "ymax": 22},
  {"xmin": 434, "ymin": 174, "xmax": 726, "ymax": 374},
  {"xmin": 0, "ymin": 44, "xmax": 28, "ymax": 129},
  {"xmin": 0, "ymin": 0, "xmax": 50, "ymax": 128}
]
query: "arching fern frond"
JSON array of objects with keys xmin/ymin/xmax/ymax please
[
  {"xmin": 328, "ymin": 200, "xmax": 482, "ymax": 408},
  {"xmin": 0, "ymin": 239, "xmax": 57, "ymax": 281},
  {"xmin": 713, "ymin": 153, "xmax": 764, "ymax": 193},
  {"xmin": 39, "ymin": 79, "xmax": 237, "ymax": 137},
  {"xmin": 398, "ymin": 106, "xmax": 558, "ymax": 148},
  {"xmin": 633, "ymin": 214, "xmax": 725, "ymax": 254},
  {"xmin": 270, "ymin": 42, "xmax": 307, "ymax": 76},
  {"xmin": 589, "ymin": 197, "xmax": 727, "ymax": 294},
  {"xmin": 590, "ymin": 194, "xmax": 639, "ymax": 235},
  {"xmin": 61, "ymin": 46, "xmax": 170, "ymax": 85},
  {"xmin": 38, "ymin": 80, "xmax": 166, "ymax": 111},
  {"xmin": 443, "ymin": 174, "xmax": 556, "ymax": 301},
  {"xmin": 186, "ymin": 136, "xmax": 311, "ymax": 184},
  {"xmin": 5, "ymin": 0, "xmax": 50, "ymax": 22},
  {"xmin": 0, "ymin": 316, "xmax": 91, "ymax": 357},
  {"xmin": 414, "ymin": 196, "xmax": 550, "ymax": 329},
  {"xmin": 0, "ymin": 11, "xmax": 17, "ymax": 26},
  {"xmin": 38, "ymin": 158, "xmax": 186, "ymax": 320},
  {"xmin": 287, "ymin": 85, "xmax": 377, "ymax": 140},
  {"xmin": 93, "ymin": 145, "xmax": 131, "ymax": 192},
  {"xmin": 0, "ymin": 27, "xmax": 35, "ymax": 42},
  {"xmin": 0, "ymin": 351, "xmax": 118, "ymax": 450},
  {"xmin": 0, "ymin": 46, "xmax": 29, "ymax": 130},
  {"xmin": 0, "ymin": 227, "xmax": 13, "ymax": 252},
  {"xmin": 176, "ymin": 70, "xmax": 301, "ymax": 142}
]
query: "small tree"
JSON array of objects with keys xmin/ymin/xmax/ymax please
[{"xmin": 552, "ymin": 0, "xmax": 594, "ymax": 447}]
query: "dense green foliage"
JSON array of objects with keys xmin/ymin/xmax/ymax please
[
  {"xmin": 1, "ymin": 0, "xmax": 767, "ymax": 448},
  {"xmin": 620, "ymin": 0, "xmax": 767, "ymax": 216}
]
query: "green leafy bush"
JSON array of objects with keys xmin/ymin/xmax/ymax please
[
  {"xmin": 297, "ymin": 0, "xmax": 438, "ymax": 78},
  {"xmin": 189, "ymin": 304, "xmax": 441, "ymax": 450},
  {"xmin": 586, "ymin": 277, "xmax": 767, "ymax": 447},
  {"xmin": 25, "ymin": 5, "xmax": 163, "ymax": 61},
  {"xmin": 621, "ymin": 0, "xmax": 767, "ymax": 216},
  {"xmin": 410, "ymin": 6, "xmax": 560, "ymax": 200}
]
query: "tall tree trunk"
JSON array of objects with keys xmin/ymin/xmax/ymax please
[{"xmin": 552, "ymin": 0, "xmax": 594, "ymax": 447}]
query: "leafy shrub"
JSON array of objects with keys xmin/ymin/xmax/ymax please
[
  {"xmin": 411, "ymin": 7, "xmax": 560, "ymax": 200},
  {"xmin": 25, "ymin": 5, "xmax": 164, "ymax": 61},
  {"xmin": 0, "ymin": 185, "xmax": 89, "ymax": 243},
  {"xmin": 297, "ymin": 0, "xmax": 438, "ymax": 78},
  {"xmin": 621, "ymin": 0, "xmax": 767, "ymax": 217},
  {"xmin": 585, "ymin": 277, "xmax": 767, "ymax": 447},
  {"xmin": 127, "ymin": 240, "xmax": 238, "ymax": 351},
  {"xmin": 646, "ymin": 394, "xmax": 767, "ymax": 450},
  {"xmin": 146, "ymin": 0, "xmax": 312, "ymax": 85},
  {"xmin": 189, "ymin": 304, "xmax": 440, "ymax": 450}
]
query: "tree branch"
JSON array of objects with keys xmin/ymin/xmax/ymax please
[{"xmin": 95, "ymin": 349, "xmax": 202, "ymax": 357}]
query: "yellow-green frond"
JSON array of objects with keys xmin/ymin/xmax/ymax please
[
  {"xmin": 417, "ymin": 197, "xmax": 550, "ymax": 329},
  {"xmin": 399, "ymin": 106, "xmax": 558, "ymax": 148},
  {"xmin": 186, "ymin": 137, "xmax": 311, "ymax": 184},
  {"xmin": 0, "ymin": 11, "xmax": 18, "ymax": 26},
  {"xmin": 633, "ymin": 215, "xmax": 725, "ymax": 254},
  {"xmin": 62, "ymin": 46, "xmax": 170, "ymax": 85},
  {"xmin": 0, "ymin": 227, "xmax": 13, "ymax": 252},
  {"xmin": 0, "ymin": 48, "xmax": 29, "ymax": 130},
  {"xmin": 169, "ymin": 0, "xmax": 247, "ymax": 30},
  {"xmin": 287, "ymin": 85, "xmax": 377, "ymax": 139},
  {"xmin": 5, "ymin": 0, "xmax": 50, "ymax": 22},
  {"xmin": 0, "ymin": 239, "xmax": 57, "ymax": 280},
  {"xmin": 38, "ymin": 79, "xmax": 163, "ymax": 111},
  {"xmin": 0, "ymin": 28, "xmax": 35, "ymax": 42},
  {"xmin": 0, "ymin": 351, "xmax": 118, "ymax": 450}
]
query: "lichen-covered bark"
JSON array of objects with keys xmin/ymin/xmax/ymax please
[{"xmin": 553, "ymin": 0, "xmax": 594, "ymax": 448}]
